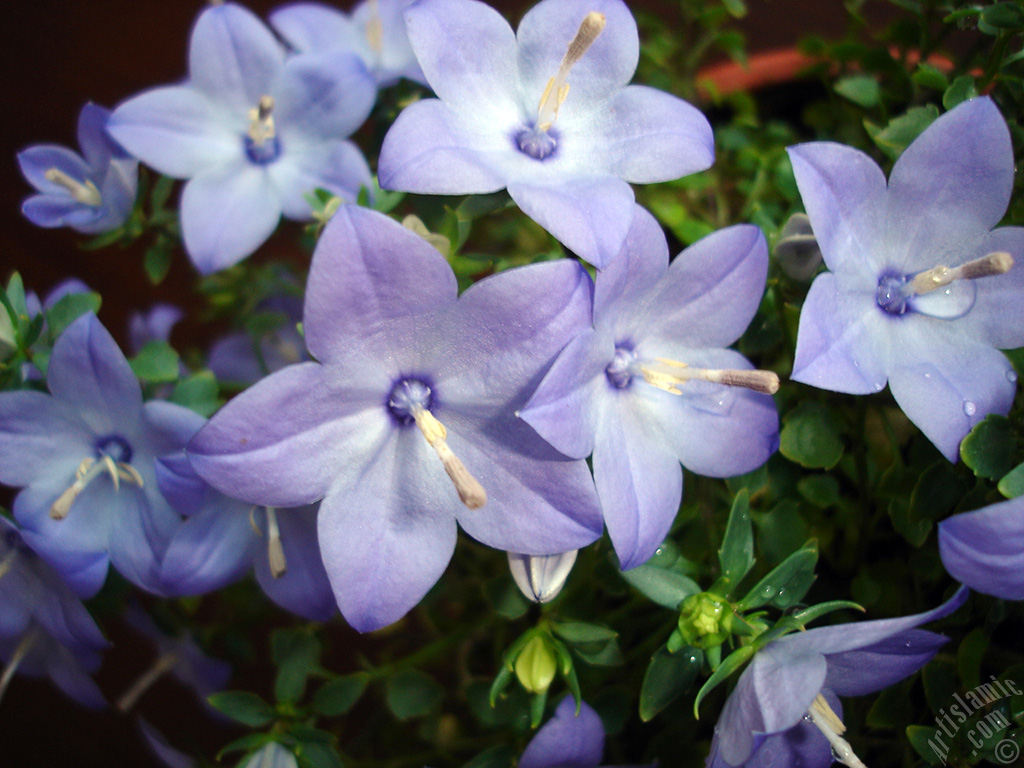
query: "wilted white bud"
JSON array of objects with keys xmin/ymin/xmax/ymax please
[{"xmin": 508, "ymin": 550, "xmax": 577, "ymax": 604}]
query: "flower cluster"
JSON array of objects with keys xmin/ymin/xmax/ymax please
[{"xmin": 5, "ymin": 0, "xmax": 1024, "ymax": 765}]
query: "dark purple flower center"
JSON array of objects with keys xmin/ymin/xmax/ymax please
[
  {"xmin": 514, "ymin": 125, "xmax": 559, "ymax": 161},
  {"xmin": 93, "ymin": 434, "xmax": 133, "ymax": 464},
  {"xmin": 244, "ymin": 135, "xmax": 283, "ymax": 165},
  {"xmin": 387, "ymin": 377, "xmax": 435, "ymax": 426},
  {"xmin": 606, "ymin": 344, "xmax": 636, "ymax": 389},
  {"xmin": 876, "ymin": 271, "xmax": 911, "ymax": 316}
]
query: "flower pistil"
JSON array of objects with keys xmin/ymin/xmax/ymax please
[
  {"xmin": 50, "ymin": 454, "xmax": 144, "ymax": 520},
  {"xmin": 536, "ymin": 11, "xmax": 606, "ymax": 132},
  {"xmin": 806, "ymin": 693, "xmax": 867, "ymax": 768},
  {"xmin": 42, "ymin": 168, "xmax": 102, "ymax": 206}
]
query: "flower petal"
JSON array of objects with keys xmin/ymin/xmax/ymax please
[
  {"xmin": 158, "ymin": 501, "xmax": 256, "ymax": 596},
  {"xmin": 17, "ymin": 145, "xmax": 93, "ymax": 193},
  {"xmin": 255, "ymin": 505, "xmax": 337, "ymax": 622},
  {"xmin": 188, "ymin": 362, "xmax": 379, "ymax": 508},
  {"xmin": 303, "ymin": 205, "xmax": 457, "ymax": 363},
  {"xmin": 888, "ymin": 331, "xmax": 1016, "ymax": 461},
  {"xmin": 939, "ymin": 496, "xmax": 1024, "ymax": 600},
  {"xmin": 317, "ymin": 429, "xmax": 457, "ymax": 632},
  {"xmin": 957, "ymin": 226, "xmax": 1024, "ymax": 350},
  {"xmin": 268, "ymin": 140, "xmax": 371, "ymax": 219},
  {"xmin": 596, "ymin": 85, "xmax": 713, "ymax": 183},
  {"xmin": 188, "ymin": 1, "xmax": 285, "ymax": 111},
  {"xmin": 593, "ymin": 398, "xmax": 682, "ymax": 570},
  {"xmin": 403, "ymin": 0, "xmax": 519, "ymax": 116},
  {"xmin": 180, "ymin": 161, "xmax": 282, "ymax": 274},
  {"xmin": 270, "ymin": 2, "xmax": 363, "ymax": 55},
  {"xmin": 519, "ymin": 696, "xmax": 604, "ymax": 768},
  {"xmin": 786, "ymin": 142, "xmax": 887, "ymax": 275},
  {"xmin": 593, "ymin": 204, "xmax": 668, "ymax": 322},
  {"xmin": 0, "ymin": 391, "xmax": 92, "ymax": 487},
  {"xmin": 109, "ymin": 86, "xmax": 239, "ymax": 178},
  {"xmin": 516, "ymin": 0, "xmax": 638, "ymax": 110},
  {"xmin": 887, "ymin": 97, "xmax": 1013, "ymax": 270},
  {"xmin": 273, "ymin": 50, "xmax": 375, "ymax": 140},
  {"xmin": 508, "ymin": 175, "xmax": 635, "ymax": 268},
  {"xmin": 823, "ymin": 629, "xmax": 948, "ymax": 697},
  {"xmin": 791, "ymin": 272, "xmax": 890, "ymax": 395}
]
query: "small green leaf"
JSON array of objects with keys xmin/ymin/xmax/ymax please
[
  {"xmin": 619, "ymin": 562, "xmax": 701, "ymax": 609},
  {"xmin": 296, "ymin": 740, "xmax": 344, "ymax": 768},
  {"xmin": 143, "ymin": 242, "xmax": 174, "ymax": 285},
  {"xmin": 960, "ymin": 415, "xmax": 1015, "ymax": 480},
  {"xmin": 906, "ymin": 725, "xmax": 944, "ymax": 765},
  {"xmin": 957, "ymin": 627, "xmax": 989, "ymax": 691},
  {"xmin": 693, "ymin": 645, "xmax": 755, "ymax": 717},
  {"xmin": 639, "ymin": 645, "xmax": 703, "ymax": 721},
  {"xmin": 796, "ymin": 474, "xmax": 840, "ymax": 509},
  {"xmin": 721, "ymin": 0, "xmax": 747, "ymax": 17},
  {"xmin": 44, "ymin": 293, "xmax": 101, "ymax": 342},
  {"xmin": 779, "ymin": 402, "xmax": 843, "ymax": 469},
  {"xmin": 217, "ymin": 734, "xmax": 271, "ymax": 759},
  {"xmin": 942, "ymin": 75, "xmax": 978, "ymax": 110},
  {"xmin": 865, "ymin": 104, "xmax": 940, "ymax": 161},
  {"xmin": 207, "ymin": 691, "xmax": 276, "ymax": 727},
  {"xmin": 385, "ymin": 669, "xmax": 443, "ymax": 720},
  {"xmin": 912, "ymin": 63, "xmax": 949, "ymax": 91},
  {"xmin": 271, "ymin": 628, "xmax": 321, "ymax": 704},
  {"xmin": 981, "ymin": 1, "xmax": 1024, "ymax": 30},
  {"xmin": 736, "ymin": 541, "xmax": 818, "ymax": 611},
  {"xmin": 170, "ymin": 372, "xmax": 220, "ymax": 416},
  {"xmin": 998, "ymin": 462, "xmax": 1024, "ymax": 498},
  {"xmin": 129, "ymin": 340, "xmax": 180, "ymax": 384},
  {"xmin": 717, "ymin": 490, "xmax": 754, "ymax": 595},
  {"xmin": 310, "ymin": 674, "xmax": 368, "ymax": 717},
  {"xmin": 459, "ymin": 745, "xmax": 516, "ymax": 768},
  {"xmin": 791, "ymin": 600, "xmax": 863, "ymax": 627},
  {"xmin": 551, "ymin": 622, "xmax": 617, "ymax": 647},
  {"xmin": 482, "ymin": 576, "xmax": 530, "ymax": 620},
  {"xmin": 835, "ymin": 74, "xmax": 881, "ymax": 108}
]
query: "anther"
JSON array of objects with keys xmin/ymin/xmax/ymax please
[
  {"xmin": 365, "ymin": 0, "xmax": 383, "ymax": 53},
  {"xmin": 265, "ymin": 507, "xmax": 287, "ymax": 578},
  {"xmin": 116, "ymin": 651, "xmax": 180, "ymax": 712},
  {"xmin": 50, "ymin": 456, "xmax": 144, "ymax": 520},
  {"xmin": 0, "ymin": 629, "xmax": 39, "ymax": 706},
  {"xmin": 412, "ymin": 407, "xmax": 487, "ymax": 509},
  {"xmin": 807, "ymin": 694, "xmax": 867, "ymax": 768},
  {"xmin": 247, "ymin": 95, "xmax": 276, "ymax": 146},
  {"xmin": 640, "ymin": 358, "xmax": 780, "ymax": 396},
  {"xmin": 910, "ymin": 251, "xmax": 1013, "ymax": 295},
  {"xmin": 43, "ymin": 169, "xmax": 102, "ymax": 206},
  {"xmin": 536, "ymin": 11, "xmax": 606, "ymax": 131},
  {"xmin": 0, "ymin": 550, "xmax": 17, "ymax": 581}
]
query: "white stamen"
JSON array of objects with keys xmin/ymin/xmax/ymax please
[
  {"xmin": 641, "ymin": 358, "xmax": 780, "ymax": 396},
  {"xmin": 536, "ymin": 11, "xmax": 606, "ymax": 131},
  {"xmin": 0, "ymin": 629, "xmax": 39, "ymax": 706},
  {"xmin": 365, "ymin": 0, "xmax": 383, "ymax": 54},
  {"xmin": 910, "ymin": 251, "xmax": 1014, "ymax": 295},
  {"xmin": 247, "ymin": 95, "xmax": 276, "ymax": 146},
  {"xmin": 265, "ymin": 507, "xmax": 287, "ymax": 578},
  {"xmin": 50, "ymin": 456, "xmax": 144, "ymax": 520},
  {"xmin": 43, "ymin": 168, "xmax": 102, "ymax": 206},
  {"xmin": 807, "ymin": 694, "xmax": 868, "ymax": 768},
  {"xmin": 412, "ymin": 407, "xmax": 487, "ymax": 509},
  {"xmin": 0, "ymin": 550, "xmax": 17, "ymax": 581},
  {"xmin": 116, "ymin": 651, "xmax": 180, "ymax": 712}
]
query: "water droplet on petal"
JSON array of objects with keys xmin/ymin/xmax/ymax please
[
  {"xmin": 1008, "ymin": 370, "xmax": 1018, "ymax": 383},
  {"xmin": 911, "ymin": 279, "xmax": 976, "ymax": 320},
  {"xmin": 963, "ymin": 400, "xmax": 977, "ymax": 416}
]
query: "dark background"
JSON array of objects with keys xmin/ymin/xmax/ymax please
[{"xmin": 0, "ymin": 1, "xmax": 891, "ymax": 765}]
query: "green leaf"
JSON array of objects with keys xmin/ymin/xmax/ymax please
[
  {"xmin": 44, "ymin": 293, "xmax": 101, "ymax": 342},
  {"xmin": 170, "ymin": 372, "xmax": 220, "ymax": 416},
  {"xmin": 998, "ymin": 462, "xmax": 1024, "ymax": 498},
  {"xmin": 296, "ymin": 740, "xmax": 344, "ymax": 768},
  {"xmin": 835, "ymin": 74, "xmax": 881, "ymax": 108},
  {"xmin": 482, "ymin": 576, "xmax": 530, "ymax": 620},
  {"xmin": 865, "ymin": 104, "xmax": 940, "ymax": 161},
  {"xmin": 143, "ymin": 242, "xmax": 174, "ymax": 285},
  {"xmin": 942, "ymin": 75, "xmax": 978, "ymax": 110},
  {"xmin": 619, "ymin": 562, "xmax": 701, "ymax": 609},
  {"xmin": 912, "ymin": 63, "xmax": 949, "ymax": 91},
  {"xmin": 981, "ymin": 1, "xmax": 1024, "ymax": 30},
  {"xmin": 310, "ymin": 674, "xmax": 368, "ymax": 717},
  {"xmin": 906, "ymin": 725, "xmax": 944, "ymax": 765},
  {"xmin": 791, "ymin": 600, "xmax": 863, "ymax": 627},
  {"xmin": 721, "ymin": 0, "xmax": 747, "ymax": 17},
  {"xmin": 960, "ymin": 415, "xmax": 1015, "ymax": 480},
  {"xmin": 796, "ymin": 474, "xmax": 840, "ymax": 509},
  {"xmin": 207, "ymin": 691, "xmax": 276, "ymax": 727},
  {"xmin": 271, "ymin": 628, "xmax": 321, "ymax": 704},
  {"xmin": 639, "ymin": 645, "xmax": 703, "ymax": 721},
  {"xmin": 736, "ymin": 540, "xmax": 818, "ymax": 611},
  {"xmin": 551, "ymin": 622, "xmax": 617, "ymax": 647},
  {"xmin": 893, "ymin": 461, "xmax": 969, "ymax": 546},
  {"xmin": 693, "ymin": 644, "xmax": 756, "ymax": 717},
  {"xmin": 385, "ymin": 669, "xmax": 443, "ymax": 720},
  {"xmin": 459, "ymin": 745, "xmax": 516, "ymax": 768},
  {"xmin": 957, "ymin": 627, "xmax": 989, "ymax": 691},
  {"xmin": 129, "ymin": 340, "xmax": 180, "ymax": 384},
  {"xmin": 753, "ymin": 500, "xmax": 808, "ymax": 565},
  {"xmin": 717, "ymin": 489, "xmax": 754, "ymax": 595},
  {"xmin": 217, "ymin": 734, "xmax": 272, "ymax": 760},
  {"xmin": 779, "ymin": 401, "xmax": 843, "ymax": 469}
]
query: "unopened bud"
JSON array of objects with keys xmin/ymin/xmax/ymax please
[{"xmin": 508, "ymin": 550, "xmax": 577, "ymax": 603}]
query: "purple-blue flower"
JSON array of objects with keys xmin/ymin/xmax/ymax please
[
  {"xmin": 17, "ymin": 103, "xmax": 138, "ymax": 235},
  {"xmin": 208, "ymin": 294, "xmax": 307, "ymax": 386},
  {"xmin": 108, "ymin": 2, "xmax": 376, "ymax": 274},
  {"xmin": 521, "ymin": 696, "xmax": 650, "ymax": 768},
  {"xmin": 187, "ymin": 205, "xmax": 602, "ymax": 631},
  {"xmin": 0, "ymin": 516, "xmax": 107, "ymax": 708},
  {"xmin": 520, "ymin": 207, "xmax": 779, "ymax": 569},
  {"xmin": 0, "ymin": 313, "xmax": 203, "ymax": 597},
  {"xmin": 154, "ymin": 452, "xmax": 337, "ymax": 621},
  {"xmin": 938, "ymin": 495, "xmax": 1024, "ymax": 601},
  {"xmin": 377, "ymin": 0, "xmax": 713, "ymax": 268},
  {"xmin": 271, "ymin": 0, "xmax": 426, "ymax": 87},
  {"xmin": 707, "ymin": 587, "xmax": 968, "ymax": 768},
  {"xmin": 129, "ymin": 304, "xmax": 184, "ymax": 354},
  {"xmin": 789, "ymin": 97, "xmax": 1024, "ymax": 461}
]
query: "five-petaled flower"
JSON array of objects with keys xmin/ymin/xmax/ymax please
[
  {"xmin": 108, "ymin": 1, "xmax": 376, "ymax": 273},
  {"xmin": 520, "ymin": 206, "xmax": 779, "ymax": 569},
  {"xmin": 18, "ymin": 103, "xmax": 138, "ymax": 235},
  {"xmin": 706, "ymin": 587, "xmax": 968, "ymax": 768},
  {"xmin": 789, "ymin": 97, "xmax": 1024, "ymax": 461},
  {"xmin": 187, "ymin": 205, "xmax": 602, "ymax": 632},
  {"xmin": 378, "ymin": 0, "xmax": 713, "ymax": 268}
]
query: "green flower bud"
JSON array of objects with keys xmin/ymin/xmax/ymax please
[
  {"xmin": 677, "ymin": 592, "xmax": 734, "ymax": 649},
  {"xmin": 514, "ymin": 634, "xmax": 557, "ymax": 694}
]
